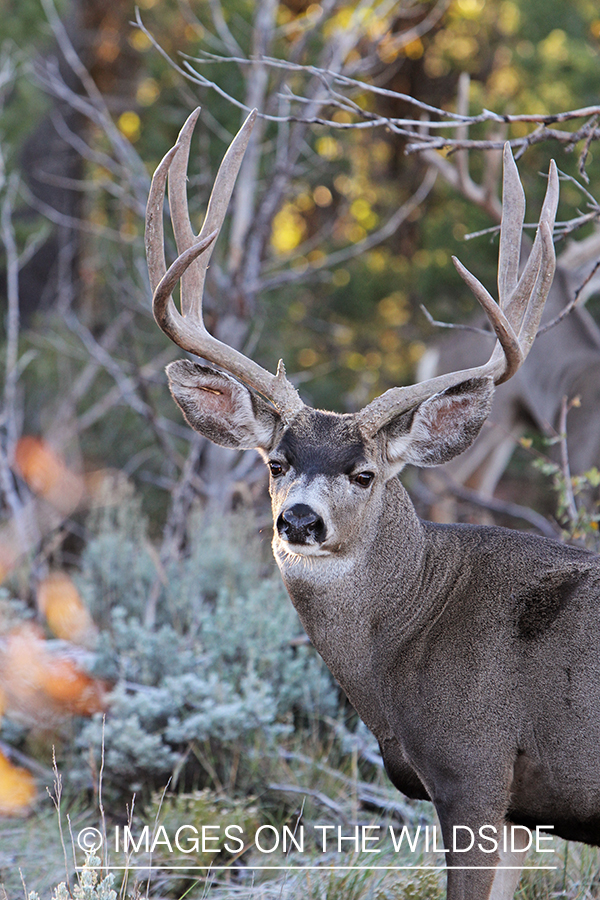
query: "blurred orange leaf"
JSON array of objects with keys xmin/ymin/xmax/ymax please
[
  {"xmin": 14, "ymin": 437, "xmax": 83, "ymax": 513},
  {"xmin": 0, "ymin": 750, "xmax": 36, "ymax": 815},
  {"xmin": 0, "ymin": 624, "xmax": 107, "ymax": 724},
  {"xmin": 43, "ymin": 656, "xmax": 106, "ymax": 715},
  {"xmin": 37, "ymin": 572, "xmax": 96, "ymax": 646}
]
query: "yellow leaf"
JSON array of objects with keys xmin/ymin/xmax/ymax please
[
  {"xmin": 271, "ymin": 204, "xmax": 306, "ymax": 254},
  {"xmin": 118, "ymin": 111, "xmax": 141, "ymax": 142}
]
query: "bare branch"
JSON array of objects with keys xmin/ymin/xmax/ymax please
[
  {"xmin": 1, "ymin": 172, "xmax": 21, "ymax": 452},
  {"xmin": 558, "ymin": 395, "xmax": 579, "ymax": 529},
  {"xmin": 406, "ymin": 120, "xmax": 600, "ymax": 157},
  {"xmin": 176, "ymin": 48, "xmax": 600, "ymax": 159},
  {"xmin": 537, "ymin": 260, "xmax": 600, "ymax": 336},
  {"xmin": 419, "ymin": 304, "xmax": 493, "ymax": 336},
  {"xmin": 39, "ymin": 0, "xmax": 146, "ymax": 186},
  {"xmin": 428, "ymin": 476, "xmax": 561, "ymax": 540}
]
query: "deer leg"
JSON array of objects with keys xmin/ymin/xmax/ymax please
[
  {"xmin": 443, "ymin": 848, "xmax": 498, "ymax": 900},
  {"xmin": 437, "ymin": 819, "xmax": 529, "ymax": 900},
  {"xmin": 434, "ymin": 785, "xmax": 521, "ymax": 900}
]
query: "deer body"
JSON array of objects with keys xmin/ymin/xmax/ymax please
[
  {"xmin": 278, "ymin": 472, "xmax": 600, "ymax": 845},
  {"xmin": 268, "ymin": 410, "xmax": 600, "ymax": 844},
  {"xmin": 143, "ymin": 109, "xmax": 599, "ymax": 899}
]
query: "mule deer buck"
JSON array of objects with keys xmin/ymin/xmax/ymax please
[{"xmin": 146, "ymin": 108, "xmax": 600, "ymax": 900}]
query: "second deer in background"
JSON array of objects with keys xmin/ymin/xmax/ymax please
[{"xmin": 419, "ymin": 75, "xmax": 600, "ymax": 522}]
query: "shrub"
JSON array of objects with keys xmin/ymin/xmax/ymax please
[{"xmin": 72, "ymin": 496, "xmax": 338, "ymax": 795}]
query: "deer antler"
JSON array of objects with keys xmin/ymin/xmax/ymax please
[
  {"xmin": 357, "ymin": 145, "xmax": 559, "ymax": 436},
  {"xmin": 146, "ymin": 107, "xmax": 304, "ymax": 423},
  {"xmin": 147, "ymin": 111, "xmax": 558, "ymax": 437}
]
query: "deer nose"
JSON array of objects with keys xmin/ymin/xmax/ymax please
[{"xmin": 277, "ymin": 503, "xmax": 326, "ymax": 544}]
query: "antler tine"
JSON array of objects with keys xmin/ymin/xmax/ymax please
[
  {"xmin": 146, "ymin": 109, "xmax": 305, "ymax": 423},
  {"xmin": 357, "ymin": 146, "xmax": 558, "ymax": 437},
  {"xmin": 146, "ymin": 143, "xmax": 178, "ymax": 296},
  {"xmin": 168, "ymin": 107, "xmax": 259, "ymax": 319},
  {"xmin": 450, "ymin": 256, "xmax": 523, "ymax": 378},
  {"xmin": 497, "ymin": 143, "xmax": 526, "ymax": 307},
  {"xmin": 167, "ymin": 108, "xmax": 202, "ymax": 318},
  {"xmin": 504, "ymin": 160, "xmax": 559, "ymax": 335}
]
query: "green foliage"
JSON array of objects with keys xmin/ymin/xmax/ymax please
[
  {"xmin": 375, "ymin": 869, "xmax": 444, "ymax": 900},
  {"xmin": 72, "ymin": 495, "xmax": 338, "ymax": 794},
  {"xmin": 148, "ymin": 788, "xmax": 260, "ymax": 868},
  {"xmin": 28, "ymin": 853, "xmax": 116, "ymax": 900},
  {"xmin": 533, "ymin": 454, "xmax": 600, "ymax": 550}
]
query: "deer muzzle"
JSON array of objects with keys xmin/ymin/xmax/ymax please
[{"xmin": 277, "ymin": 503, "xmax": 326, "ymax": 545}]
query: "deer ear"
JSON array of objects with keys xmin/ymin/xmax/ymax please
[
  {"xmin": 165, "ymin": 360, "xmax": 282, "ymax": 451},
  {"xmin": 379, "ymin": 376, "xmax": 494, "ymax": 473}
]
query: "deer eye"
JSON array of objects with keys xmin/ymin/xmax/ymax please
[
  {"xmin": 268, "ymin": 461, "xmax": 285, "ymax": 478},
  {"xmin": 351, "ymin": 471, "xmax": 374, "ymax": 488}
]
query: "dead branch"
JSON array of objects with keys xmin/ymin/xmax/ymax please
[
  {"xmin": 537, "ymin": 260, "xmax": 600, "ymax": 336},
  {"xmin": 419, "ymin": 303, "xmax": 492, "ymax": 336},
  {"xmin": 558, "ymin": 395, "xmax": 579, "ymax": 529}
]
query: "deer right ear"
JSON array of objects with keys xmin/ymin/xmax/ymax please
[
  {"xmin": 378, "ymin": 376, "xmax": 494, "ymax": 474},
  {"xmin": 165, "ymin": 360, "xmax": 283, "ymax": 451}
]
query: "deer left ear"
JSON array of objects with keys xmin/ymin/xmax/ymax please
[{"xmin": 379, "ymin": 376, "xmax": 494, "ymax": 473}]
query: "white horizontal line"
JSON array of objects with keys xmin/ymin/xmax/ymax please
[{"xmin": 77, "ymin": 865, "xmax": 558, "ymax": 872}]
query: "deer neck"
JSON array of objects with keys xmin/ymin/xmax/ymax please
[{"xmin": 273, "ymin": 477, "xmax": 438, "ymax": 739}]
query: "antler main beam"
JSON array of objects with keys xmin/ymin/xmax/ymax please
[
  {"xmin": 357, "ymin": 145, "xmax": 559, "ymax": 436},
  {"xmin": 146, "ymin": 107, "xmax": 304, "ymax": 423}
]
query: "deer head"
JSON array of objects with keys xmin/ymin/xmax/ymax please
[{"xmin": 146, "ymin": 108, "xmax": 558, "ymax": 560}]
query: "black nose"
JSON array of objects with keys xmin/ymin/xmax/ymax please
[{"xmin": 277, "ymin": 503, "xmax": 326, "ymax": 544}]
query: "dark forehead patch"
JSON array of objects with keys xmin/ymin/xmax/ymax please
[{"xmin": 276, "ymin": 410, "xmax": 366, "ymax": 476}]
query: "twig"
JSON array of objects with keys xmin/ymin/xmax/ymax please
[
  {"xmin": 0, "ymin": 165, "xmax": 36, "ymax": 552},
  {"xmin": 420, "ymin": 303, "xmax": 493, "ymax": 336},
  {"xmin": 47, "ymin": 747, "xmax": 71, "ymax": 891},
  {"xmin": 578, "ymin": 115, "xmax": 598, "ymax": 183},
  {"xmin": 144, "ymin": 434, "xmax": 205, "ymax": 628},
  {"xmin": 0, "ymin": 740, "xmax": 54, "ymax": 780},
  {"xmin": 178, "ymin": 48, "xmax": 600, "ymax": 142},
  {"xmin": 268, "ymin": 783, "xmax": 346, "ymax": 819},
  {"xmin": 47, "ymin": 311, "xmax": 133, "ymax": 446},
  {"xmin": 537, "ymin": 260, "xmax": 600, "ymax": 335},
  {"xmin": 1, "ymin": 172, "xmax": 20, "ymax": 453},
  {"xmin": 39, "ymin": 0, "xmax": 146, "ymax": 185},
  {"xmin": 275, "ymin": 749, "xmax": 415, "ymax": 823},
  {"xmin": 558, "ymin": 396, "xmax": 579, "ymax": 529},
  {"xmin": 64, "ymin": 314, "xmax": 152, "ymax": 419}
]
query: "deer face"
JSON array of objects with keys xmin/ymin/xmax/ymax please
[
  {"xmin": 266, "ymin": 409, "xmax": 385, "ymax": 560},
  {"xmin": 166, "ymin": 360, "xmax": 495, "ymax": 559}
]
